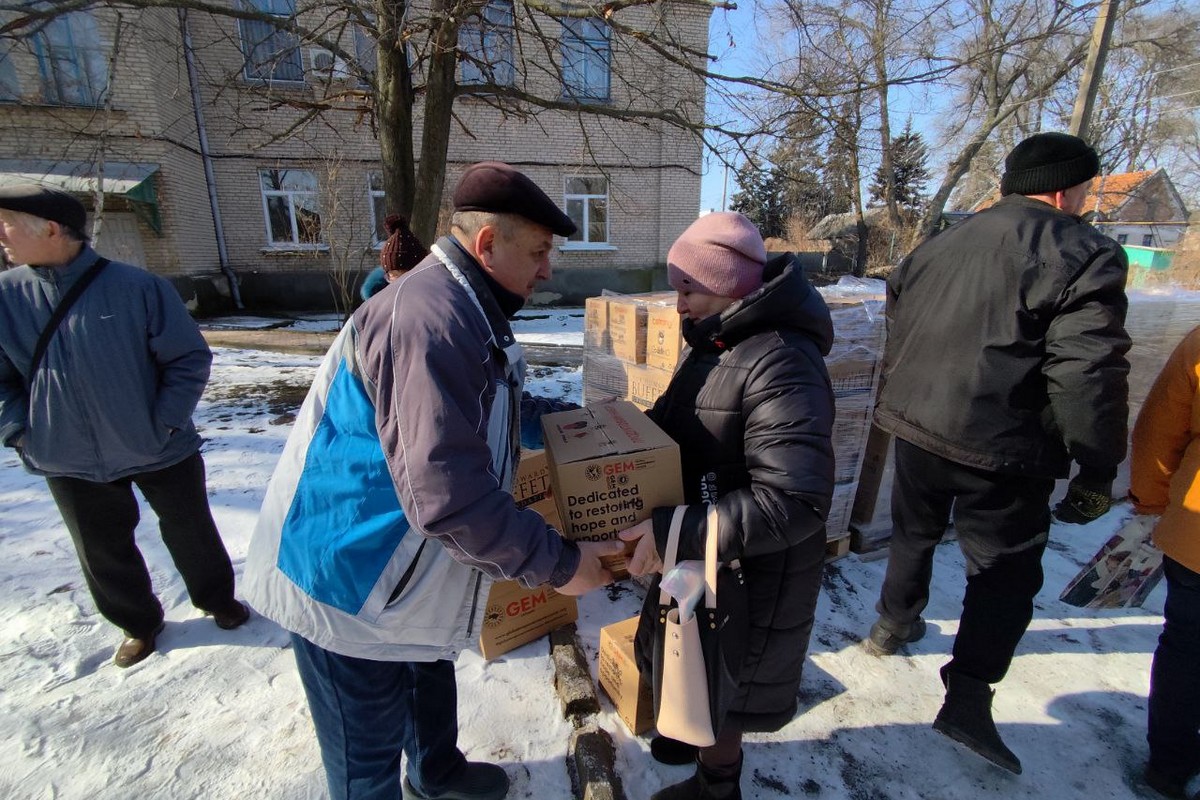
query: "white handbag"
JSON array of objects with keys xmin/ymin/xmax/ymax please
[{"xmin": 655, "ymin": 505, "xmax": 721, "ymax": 747}]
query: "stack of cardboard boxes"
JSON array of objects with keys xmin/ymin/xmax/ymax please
[
  {"xmin": 582, "ymin": 293, "xmax": 680, "ymax": 410},
  {"xmin": 580, "ymin": 285, "xmax": 886, "ymax": 551}
]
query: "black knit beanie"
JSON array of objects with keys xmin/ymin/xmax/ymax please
[
  {"xmin": 1000, "ymin": 132, "xmax": 1100, "ymax": 196},
  {"xmin": 380, "ymin": 214, "xmax": 425, "ymax": 274}
]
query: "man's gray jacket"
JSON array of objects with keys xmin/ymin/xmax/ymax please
[{"xmin": 0, "ymin": 245, "xmax": 210, "ymax": 482}]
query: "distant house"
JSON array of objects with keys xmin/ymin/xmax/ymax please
[{"xmin": 973, "ymin": 169, "xmax": 1189, "ymax": 248}]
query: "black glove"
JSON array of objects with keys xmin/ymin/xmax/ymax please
[{"xmin": 1053, "ymin": 475, "xmax": 1114, "ymax": 524}]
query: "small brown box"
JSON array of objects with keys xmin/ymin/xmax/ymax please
[
  {"xmin": 477, "ymin": 451, "xmax": 577, "ymax": 660},
  {"xmin": 607, "ymin": 299, "xmax": 647, "ymax": 364},
  {"xmin": 584, "ymin": 296, "xmax": 610, "ymax": 352},
  {"xmin": 478, "ymin": 580, "xmax": 578, "ymax": 660},
  {"xmin": 623, "ymin": 363, "xmax": 673, "ymax": 412},
  {"xmin": 598, "ymin": 615, "xmax": 654, "ymax": 735},
  {"xmin": 645, "ymin": 304, "xmax": 683, "ymax": 372}
]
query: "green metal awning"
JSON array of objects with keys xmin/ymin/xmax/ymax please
[{"xmin": 0, "ymin": 160, "xmax": 162, "ymax": 233}]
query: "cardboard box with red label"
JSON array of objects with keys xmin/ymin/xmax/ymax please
[
  {"xmin": 478, "ymin": 450, "xmax": 577, "ymax": 660},
  {"xmin": 541, "ymin": 400, "xmax": 684, "ymax": 579}
]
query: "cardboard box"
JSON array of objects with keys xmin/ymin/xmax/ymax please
[
  {"xmin": 623, "ymin": 362, "xmax": 673, "ymax": 412},
  {"xmin": 645, "ymin": 304, "xmax": 683, "ymax": 372},
  {"xmin": 512, "ymin": 449, "xmax": 562, "ymax": 531},
  {"xmin": 541, "ymin": 400, "xmax": 684, "ymax": 578},
  {"xmin": 584, "ymin": 296, "xmax": 610, "ymax": 352},
  {"xmin": 598, "ymin": 615, "xmax": 655, "ymax": 735},
  {"xmin": 607, "ymin": 298, "xmax": 647, "ymax": 364},
  {"xmin": 477, "ymin": 450, "xmax": 576, "ymax": 660},
  {"xmin": 479, "ymin": 580, "xmax": 578, "ymax": 660}
]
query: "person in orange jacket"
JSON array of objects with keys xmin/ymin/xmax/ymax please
[{"xmin": 1130, "ymin": 325, "xmax": 1200, "ymax": 800}]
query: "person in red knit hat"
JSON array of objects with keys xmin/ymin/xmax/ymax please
[{"xmin": 360, "ymin": 213, "xmax": 425, "ymax": 300}]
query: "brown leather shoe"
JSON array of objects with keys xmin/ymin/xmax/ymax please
[
  {"xmin": 209, "ymin": 600, "xmax": 250, "ymax": 630},
  {"xmin": 114, "ymin": 622, "xmax": 165, "ymax": 668}
]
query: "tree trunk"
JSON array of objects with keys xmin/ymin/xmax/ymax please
[
  {"xmin": 872, "ymin": 1, "xmax": 901, "ymax": 228},
  {"xmin": 376, "ymin": 0, "xmax": 416, "ymax": 221},
  {"xmin": 410, "ymin": 0, "xmax": 461, "ymax": 245}
]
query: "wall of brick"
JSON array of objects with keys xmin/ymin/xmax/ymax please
[{"xmin": 0, "ymin": 0, "xmax": 710, "ymax": 298}]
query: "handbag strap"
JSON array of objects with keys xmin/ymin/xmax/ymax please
[
  {"xmin": 657, "ymin": 504, "xmax": 722, "ymax": 609},
  {"xmin": 703, "ymin": 505, "xmax": 719, "ymax": 611},
  {"xmin": 658, "ymin": 505, "xmax": 689, "ymax": 605},
  {"xmin": 26, "ymin": 256, "xmax": 110, "ymax": 389}
]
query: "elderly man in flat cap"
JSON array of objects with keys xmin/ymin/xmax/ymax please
[
  {"xmin": 0, "ymin": 185, "xmax": 248, "ymax": 669},
  {"xmin": 864, "ymin": 132, "xmax": 1131, "ymax": 774},
  {"xmin": 245, "ymin": 162, "xmax": 622, "ymax": 800}
]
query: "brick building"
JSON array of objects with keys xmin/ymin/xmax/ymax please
[{"xmin": 0, "ymin": 1, "xmax": 709, "ymax": 310}]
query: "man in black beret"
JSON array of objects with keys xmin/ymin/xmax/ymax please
[
  {"xmin": 245, "ymin": 162, "xmax": 619, "ymax": 800},
  {"xmin": 863, "ymin": 133, "xmax": 1130, "ymax": 773},
  {"xmin": 0, "ymin": 183, "xmax": 248, "ymax": 670}
]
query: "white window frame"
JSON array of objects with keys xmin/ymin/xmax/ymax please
[
  {"xmin": 1141, "ymin": 233, "xmax": 1154, "ymax": 247},
  {"xmin": 238, "ymin": 0, "xmax": 305, "ymax": 83},
  {"xmin": 561, "ymin": 17, "xmax": 610, "ymax": 103},
  {"xmin": 368, "ymin": 171, "xmax": 387, "ymax": 248},
  {"xmin": 259, "ymin": 168, "xmax": 324, "ymax": 249},
  {"xmin": 561, "ymin": 176, "xmax": 615, "ymax": 250}
]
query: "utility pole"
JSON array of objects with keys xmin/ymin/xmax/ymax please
[{"xmin": 1070, "ymin": 0, "xmax": 1120, "ymax": 142}]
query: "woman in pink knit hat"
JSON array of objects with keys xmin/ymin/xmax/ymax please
[{"xmin": 619, "ymin": 212, "xmax": 836, "ymax": 800}]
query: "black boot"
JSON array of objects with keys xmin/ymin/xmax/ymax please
[
  {"xmin": 650, "ymin": 753, "xmax": 743, "ymax": 800},
  {"xmin": 932, "ymin": 667, "xmax": 1022, "ymax": 775},
  {"xmin": 651, "ymin": 736, "xmax": 699, "ymax": 766}
]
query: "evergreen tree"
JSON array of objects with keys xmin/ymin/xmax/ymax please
[
  {"xmin": 870, "ymin": 121, "xmax": 931, "ymax": 213},
  {"xmin": 730, "ymin": 161, "xmax": 790, "ymax": 239}
]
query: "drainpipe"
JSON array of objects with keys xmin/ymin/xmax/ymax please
[{"xmin": 178, "ymin": 8, "xmax": 243, "ymax": 309}]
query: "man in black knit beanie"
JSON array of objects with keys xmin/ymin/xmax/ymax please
[{"xmin": 864, "ymin": 132, "xmax": 1131, "ymax": 775}]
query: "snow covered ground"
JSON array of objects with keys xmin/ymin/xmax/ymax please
[{"xmin": 0, "ymin": 315, "xmax": 1176, "ymax": 799}]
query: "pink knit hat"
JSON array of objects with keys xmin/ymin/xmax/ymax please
[{"xmin": 667, "ymin": 212, "xmax": 766, "ymax": 299}]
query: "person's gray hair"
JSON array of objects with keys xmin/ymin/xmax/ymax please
[
  {"xmin": 450, "ymin": 210, "xmax": 518, "ymax": 243},
  {"xmin": 0, "ymin": 208, "xmax": 88, "ymax": 242}
]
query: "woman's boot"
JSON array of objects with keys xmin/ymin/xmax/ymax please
[{"xmin": 650, "ymin": 753, "xmax": 743, "ymax": 800}]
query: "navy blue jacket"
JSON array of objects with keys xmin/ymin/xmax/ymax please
[{"xmin": 0, "ymin": 246, "xmax": 210, "ymax": 481}]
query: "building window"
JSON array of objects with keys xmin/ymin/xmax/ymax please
[
  {"xmin": 0, "ymin": 43, "xmax": 18, "ymax": 101},
  {"xmin": 239, "ymin": 0, "xmax": 304, "ymax": 82},
  {"xmin": 1116, "ymin": 233, "xmax": 1128, "ymax": 245},
  {"xmin": 32, "ymin": 12, "xmax": 108, "ymax": 106},
  {"xmin": 459, "ymin": 0, "xmax": 514, "ymax": 87},
  {"xmin": 561, "ymin": 18, "xmax": 610, "ymax": 102},
  {"xmin": 1142, "ymin": 233, "xmax": 1154, "ymax": 247},
  {"xmin": 354, "ymin": 24, "xmax": 376, "ymax": 84},
  {"xmin": 368, "ymin": 172, "xmax": 387, "ymax": 245},
  {"xmin": 260, "ymin": 169, "xmax": 321, "ymax": 246},
  {"xmin": 564, "ymin": 177, "xmax": 608, "ymax": 245}
]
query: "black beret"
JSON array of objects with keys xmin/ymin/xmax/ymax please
[
  {"xmin": 0, "ymin": 184, "xmax": 87, "ymax": 232},
  {"xmin": 1000, "ymin": 133, "xmax": 1100, "ymax": 197},
  {"xmin": 453, "ymin": 162, "xmax": 577, "ymax": 237}
]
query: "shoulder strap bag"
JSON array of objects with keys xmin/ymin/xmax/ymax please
[
  {"xmin": 24, "ymin": 257, "xmax": 110, "ymax": 389},
  {"xmin": 652, "ymin": 504, "xmax": 749, "ymax": 747}
]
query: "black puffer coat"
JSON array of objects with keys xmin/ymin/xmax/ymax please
[{"xmin": 634, "ymin": 255, "xmax": 835, "ymax": 732}]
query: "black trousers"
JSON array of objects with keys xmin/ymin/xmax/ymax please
[
  {"xmin": 878, "ymin": 439, "xmax": 1054, "ymax": 685},
  {"xmin": 46, "ymin": 451, "xmax": 236, "ymax": 638}
]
